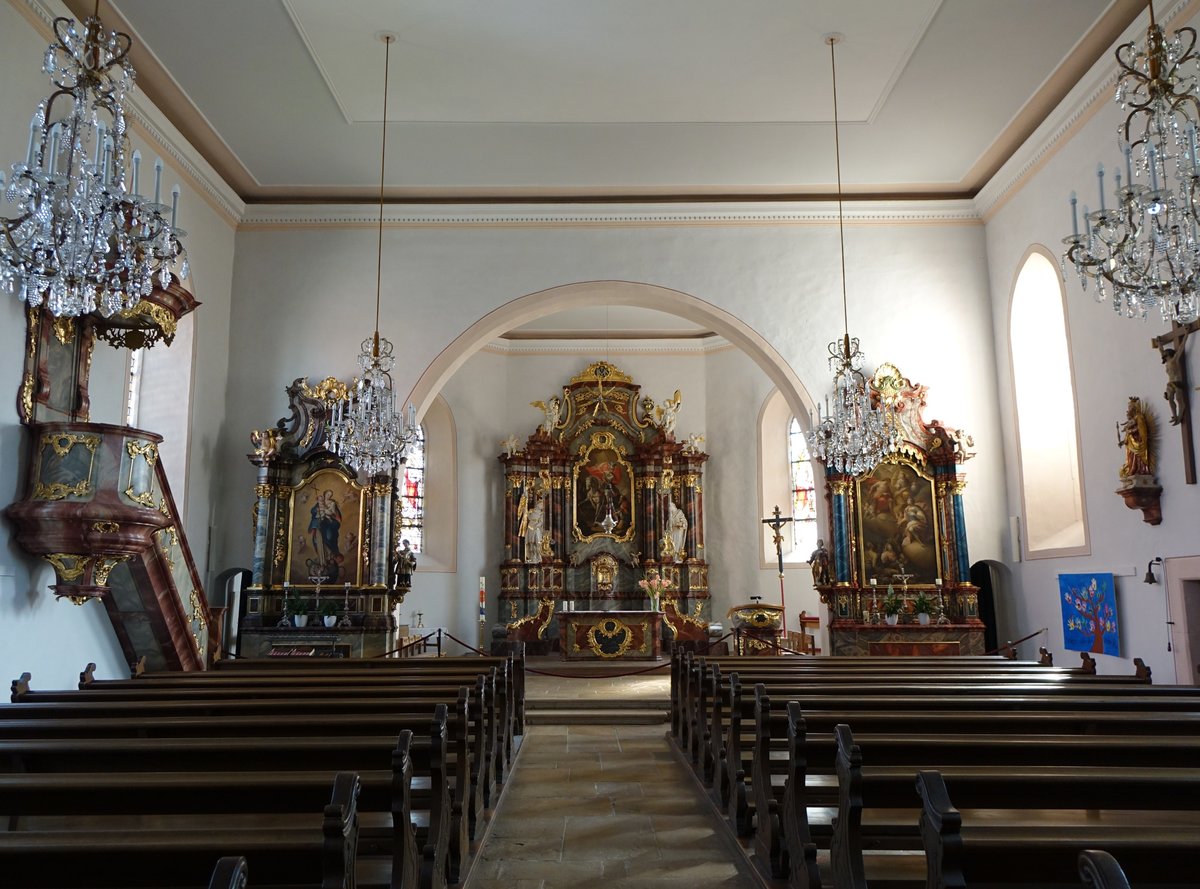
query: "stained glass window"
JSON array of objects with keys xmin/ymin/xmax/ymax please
[
  {"xmin": 397, "ymin": 426, "xmax": 426, "ymax": 553},
  {"xmin": 788, "ymin": 417, "xmax": 818, "ymax": 557}
]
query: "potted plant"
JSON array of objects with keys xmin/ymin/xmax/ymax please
[
  {"xmin": 882, "ymin": 587, "xmax": 903, "ymax": 626},
  {"xmin": 320, "ymin": 599, "xmax": 339, "ymax": 628},
  {"xmin": 912, "ymin": 591, "xmax": 935, "ymax": 626},
  {"xmin": 285, "ymin": 590, "xmax": 308, "ymax": 628}
]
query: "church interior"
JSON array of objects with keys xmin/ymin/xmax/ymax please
[
  {"xmin": 4, "ymin": 0, "xmax": 1200, "ymax": 686},
  {"xmin": 6, "ymin": 2, "xmax": 1200, "ymax": 887}
]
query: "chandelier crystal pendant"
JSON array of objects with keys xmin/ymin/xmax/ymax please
[
  {"xmin": 1062, "ymin": 0, "xmax": 1200, "ymax": 324},
  {"xmin": 326, "ymin": 32, "xmax": 417, "ymax": 478},
  {"xmin": 805, "ymin": 34, "xmax": 898, "ymax": 475},
  {"xmin": 0, "ymin": 5, "xmax": 188, "ymax": 318}
]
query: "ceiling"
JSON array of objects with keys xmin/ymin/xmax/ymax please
[{"xmin": 82, "ymin": 0, "xmax": 1144, "ymax": 203}]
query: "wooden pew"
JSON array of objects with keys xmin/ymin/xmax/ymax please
[
  {"xmin": 74, "ymin": 661, "xmax": 519, "ymax": 779},
  {"xmin": 774, "ymin": 709, "xmax": 1200, "ymax": 889},
  {"xmin": 10, "ymin": 675, "xmax": 497, "ymax": 814},
  {"xmin": 0, "ymin": 715, "xmax": 455, "ymax": 888},
  {"xmin": 832, "ymin": 725, "xmax": 1200, "ymax": 889},
  {"xmin": 209, "ymin": 857, "xmax": 249, "ymax": 889},
  {"xmin": 916, "ymin": 770, "xmax": 1200, "ymax": 889},
  {"xmin": 0, "ymin": 772, "xmax": 362, "ymax": 889}
]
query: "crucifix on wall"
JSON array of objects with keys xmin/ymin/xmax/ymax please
[{"xmin": 1151, "ymin": 319, "xmax": 1200, "ymax": 485}]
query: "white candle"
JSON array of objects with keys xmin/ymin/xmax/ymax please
[
  {"xmin": 153, "ymin": 160, "xmax": 162, "ymax": 204},
  {"xmin": 25, "ymin": 123, "xmax": 36, "ymax": 167},
  {"xmin": 1125, "ymin": 144, "xmax": 1133, "ymax": 183},
  {"xmin": 1069, "ymin": 192, "xmax": 1078, "ymax": 237},
  {"xmin": 1149, "ymin": 145, "xmax": 1159, "ymax": 191},
  {"xmin": 131, "ymin": 154, "xmax": 140, "ymax": 196},
  {"xmin": 170, "ymin": 190, "xmax": 179, "ymax": 228},
  {"xmin": 1097, "ymin": 164, "xmax": 1105, "ymax": 213}
]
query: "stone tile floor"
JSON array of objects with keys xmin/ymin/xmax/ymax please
[{"xmin": 465, "ymin": 663, "xmax": 761, "ymax": 889}]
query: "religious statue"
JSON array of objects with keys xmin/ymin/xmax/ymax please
[
  {"xmin": 250, "ymin": 427, "xmax": 279, "ymax": 460},
  {"xmin": 531, "ymin": 396, "xmax": 563, "ymax": 435},
  {"xmin": 499, "ymin": 434, "xmax": 521, "ymax": 458},
  {"xmin": 655, "ymin": 390, "xmax": 682, "ymax": 437},
  {"xmin": 520, "ymin": 490, "xmax": 547, "ymax": 563},
  {"xmin": 808, "ymin": 539, "xmax": 831, "ymax": 586},
  {"xmin": 307, "ymin": 489, "xmax": 343, "ymax": 581},
  {"xmin": 1117, "ymin": 396, "xmax": 1155, "ymax": 481},
  {"xmin": 1158, "ymin": 340, "xmax": 1189, "ymax": 427},
  {"xmin": 394, "ymin": 538, "xmax": 417, "ymax": 591},
  {"xmin": 663, "ymin": 495, "xmax": 688, "ymax": 562}
]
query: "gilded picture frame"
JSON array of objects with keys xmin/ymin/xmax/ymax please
[
  {"xmin": 855, "ymin": 457, "xmax": 942, "ymax": 587},
  {"xmin": 572, "ymin": 430, "xmax": 636, "ymax": 543},
  {"xmin": 285, "ymin": 467, "xmax": 366, "ymax": 586}
]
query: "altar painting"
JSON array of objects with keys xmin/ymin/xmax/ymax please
[
  {"xmin": 572, "ymin": 431, "xmax": 635, "ymax": 543},
  {"xmin": 1059, "ymin": 573, "xmax": 1119, "ymax": 656},
  {"xmin": 286, "ymin": 467, "xmax": 365, "ymax": 586},
  {"xmin": 856, "ymin": 459, "xmax": 940, "ymax": 585}
]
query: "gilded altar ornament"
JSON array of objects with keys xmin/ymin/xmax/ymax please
[
  {"xmin": 51, "ymin": 316, "xmax": 76, "ymax": 345},
  {"xmin": 507, "ymin": 597, "xmax": 556, "ymax": 639},
  {"xmin": 586, "ymin": 617, "xmax": 637, "ymax": 659},
  {"xmin": 726, "ymin": 603, "xmax": 784, "ymax": 630},
  {"xmin": 91, "ymin": 521, "xmax": 119, "ymax": 534},
  {"xmin": 47, "ymin": 432, "xmax": 100, "ymax": 458},
  {"xmin": 124, "ymin": 486, "xmax": 156, "ymax": 508},
  {"xmin": 301, "ymin": 376, "xmax": 352, "ymax": 404}
]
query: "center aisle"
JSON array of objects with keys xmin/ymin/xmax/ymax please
[{"xmin": 464, "ymin": 662, "xmax": 761, "ymax": 889}]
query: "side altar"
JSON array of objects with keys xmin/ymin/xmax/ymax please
[
  {"xmin": 498, "ymin": 361, "xmax": 710, "ymax": 654},
  {"xmin": 814, "ymin": 364, "xmax": 985, "ymax": 656}
]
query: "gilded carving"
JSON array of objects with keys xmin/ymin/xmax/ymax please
[
  {"xmin": 20, "ymin": 306, "xmax": 39, "ymax": 422},
  {"xmin": 124, "ymin": 487, "xmax": 156, "ymax": 508},
  {"xmin": 950, "ymin": 480, "xmax": 968, "ymax": 495},
  {"xmin": 250, "ymin": 429, "xmax": 280, "ymax": 460},
  {"xmin": 36, "ymin": 479, "xmax": 93, "ymax": 501},
  {"xmin": 44, "ymin": 553, "xmax": 92, "ymax": 583},
  {"xmin": 46, "ymin": 432, "xmax": 101, "ymax": 459},
  {"xmin": 829, "ymin": 480, "xmax": 850, "ymax": 495},
  {"xmin": 159, "ymin": 497, "xmax": 171, "ymax": 517},
  {"xmin": 585, "ymin": 616, "xmax": 638, "ymax": 659},
  {"xmin": 301, "ymin": 376, "xmax": 351, "ymax": 403},
  {"xmin": 273, "ymin": 524, "xmax": 287, "ymax": 568},
  {"xmin": 126, "ymin": 440, "xmax": 160, "ymax": 466},
  {"xmin": 569, "ymin": 361, "xmax": 634, "ymax": 386},
  {"xmin": 94, "ymin": 555, "xmax": 131, "ymax": 586},
  {"xmin": 51, "ymin": 316, "xmax": 76, "ymax": 345},
  {"xmin": 91, "ymin": 521, "xmax": 120, "ymax": 534}
]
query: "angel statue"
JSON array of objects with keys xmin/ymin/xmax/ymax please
[
  {"xmin": 531, "ymin": 396, "xmax": 563, "ymax": 435},
  {"xmin": 655, "ymin": 390, "xmax": 682, "ymax": 436}
]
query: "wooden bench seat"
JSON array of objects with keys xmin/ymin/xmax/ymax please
[
  {"xmin": 0, "ymin": 716, "xmax": 456, "ymax": 888},
  {"xmin": 916, "ymin": 770, "xmax": 1200, "ymax": 889},
  {"xmin": 0, "ymin": 772, "xmax": 361, "ymax": 889},
  {"xmin": 828, "ymin": 725, "xmax": 1200, "ymax": 889}
]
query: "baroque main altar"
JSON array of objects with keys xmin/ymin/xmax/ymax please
[
  {"xmin": 498, "ymin": 361, "xmax": 710, "ymax": 656},
  {"xmin": 816, "ymin": 364, "xmax": 985, "ymax": 656}
]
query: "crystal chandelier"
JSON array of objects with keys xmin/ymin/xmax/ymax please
[
  {"xmin": 0, "ymin": 6, "xmax": 188, "ymax": 318},
  {"xmin": 326, "ymin": 33, "xmax": 417, "ymax": 478},
  {"xmin": 1062, "ymin": 0, "xmax": 1200, "ymax": 324},
  {"xmin": 806, "ymin": 34, "xmax": 897, "ymax": 476}
]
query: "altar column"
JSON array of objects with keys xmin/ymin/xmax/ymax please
[
  {"xmin": 366, "ymin": 474, "xmax": 392, "ymax": 587},
  {"xmin": 827, "ymin": 474, "xmax": 853, "ymax": 583}
]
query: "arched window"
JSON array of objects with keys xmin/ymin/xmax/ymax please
[
  {"xmin": 1010, "ymin": 248, "xmax": 1089, "ymax": 557},
  {"xmin": 398, "ymin": 426, "xmax": 426, "ymax": 552},
  {"xmin": 788, "ymin": 417, "xmax": 819, "ymax": 557}
]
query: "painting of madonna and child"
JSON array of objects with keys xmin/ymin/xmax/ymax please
[
  {"xmin": 856, "ymin": 460, "xmax": 940, "ymax": 586},
  {"xmin": 286, "ymin": 468, "xmax": 365, "ymax": 586}
]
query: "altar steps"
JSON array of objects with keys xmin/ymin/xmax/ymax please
[{"xmin": 525, "ymin": 698, "xmax": 669, "ymax": 725}]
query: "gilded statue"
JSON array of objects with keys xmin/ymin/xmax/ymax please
[{"xmin": 1117, "ymin": 396, "xmax": 1155, "ymax": 481}]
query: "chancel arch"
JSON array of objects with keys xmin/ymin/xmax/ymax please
[{"xmin": 406, "ymin": 280, "xmax": 816, "ymax": 436}]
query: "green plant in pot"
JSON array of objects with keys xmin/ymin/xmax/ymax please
[
  {"xmin": 882, "ymin": 587, "xmax": 903, "ymax": 625},
  {"xmin": 285, "ymin": 590, "xmax": 309, "ymax": 627},
  {"xmin": 320, "ymin": 598, "xmax": 339, "ymax": 628},
  {"xmin": 912, "ymin": 591, "xmax": 935, "ymax": 625}
]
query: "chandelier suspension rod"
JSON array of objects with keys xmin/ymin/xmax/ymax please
[
  {"xmin": 374, "ymin": 33, "xmax": 395, "ymax": 355},
  {"xmin": 827, "ymin": 34, "xmax": 849, "ymax": 346}
]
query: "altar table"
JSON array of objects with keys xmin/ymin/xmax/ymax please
[
  {"xmin": 558, "ymin": 610, "xmax": 663, "ymax": 661},
  {"xmin": 829, "ymin": 622, "xmax": 985, "ymax": 657}
]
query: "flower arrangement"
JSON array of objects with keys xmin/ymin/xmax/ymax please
[{"xmin": 637, "ymin": 569, "xmax": 675, "ymax": 611}]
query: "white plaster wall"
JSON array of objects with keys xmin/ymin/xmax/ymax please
[
  {"xmin": 979, "ymin": 6, "xmax": 1200, "ymax": 679},
  {"xmin": 0, "ymin": 0, "xmax": 238, "ymax": 684},
  {"xmin": 221, "ymin": 211, "xmax": 1003, "ymax": 647}
]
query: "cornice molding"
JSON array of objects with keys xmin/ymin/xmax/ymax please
[
  {"xmin": 240, "ymin": 200, "xmax": 981, "ymax": 230},
  {"xmin": 481, "ymin": 337, "xmax": 733, "ymax": 357}
]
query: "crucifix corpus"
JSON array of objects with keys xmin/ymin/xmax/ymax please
[
  {"xmin": 762, "ymin": 505, "xmax": 793, "ymax": 634},
  {"xmin": 1151, "ymin": 319, "xmax": 1199, "ymax": 485}
]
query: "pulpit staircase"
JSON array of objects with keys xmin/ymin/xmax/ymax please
[{"xmin": 5, "ymin": 422, "xmax": 214, "ymax": 672}]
